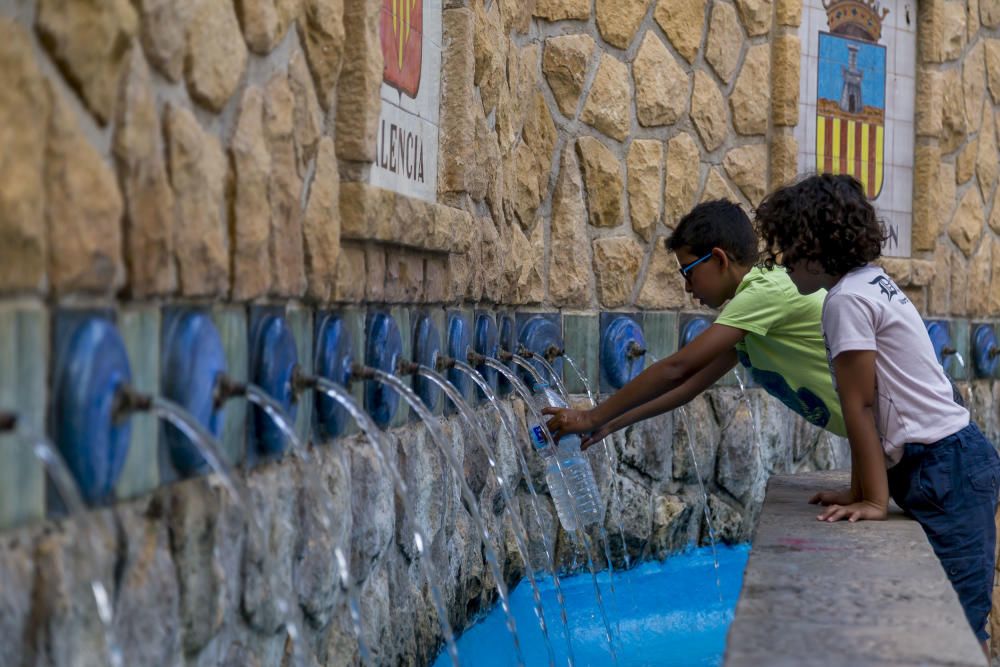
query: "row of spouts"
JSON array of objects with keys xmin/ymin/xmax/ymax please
[{"xmin": 0, "ymin": 343, "xmax": 649, "ymax": 667}]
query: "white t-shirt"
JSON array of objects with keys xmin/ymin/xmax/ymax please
[{"xmin": 822, "ymin": 264, "xmax": 969, "ymax": 465}]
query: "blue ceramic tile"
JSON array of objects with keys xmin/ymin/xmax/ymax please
[
  {"xmin": 117, "ymin": 306, "xmax": 161, "ymax": 499},
  {"xmin": 599, "ymin": 312, "xmax": 646, "ymax": 395},
  {"xmin": 0, "ymin": 303, "xmax": 47, "ymax": 528}
]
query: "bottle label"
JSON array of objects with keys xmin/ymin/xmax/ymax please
[{"xmin": 529, "ymin": 424, "xmax": 548, "ymax": 449}]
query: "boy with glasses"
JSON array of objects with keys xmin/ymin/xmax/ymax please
[{"xmin": 544, "ymin": 199, "xmax": 848, "ymax": 449}]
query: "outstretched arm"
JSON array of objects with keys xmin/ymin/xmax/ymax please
[
  {"xmin": 580, "ymin": 350, "xmax": 738, "ymax": 448},
  {"xmin": 543, "ymin": 324, "xmax": 747, "ymax": 441},
  {"xmin": 815, "ymin": 349, "xmax": 888, "ymax": 522}
]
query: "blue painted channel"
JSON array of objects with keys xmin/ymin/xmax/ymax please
[{"xmin": 433, "ymin": 543, "xmax": 750, "ymax": 667}]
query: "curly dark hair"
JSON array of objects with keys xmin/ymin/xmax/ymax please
[{"xmin": 754, "ymin": 174, "xmax": 886, "ymax": 276}]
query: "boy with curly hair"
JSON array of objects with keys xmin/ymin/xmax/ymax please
[{"xmin": 755, "ymin": 173, "xmax": 1000, "ymax": 652}]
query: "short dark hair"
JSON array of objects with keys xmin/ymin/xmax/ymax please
[
  {"xmin": 755, "ymin": 174, "xmax": 886, "ymax": 276},
  {"xmin": 666, "ymin": 199, "xmax": 758, "ymax": 265}
]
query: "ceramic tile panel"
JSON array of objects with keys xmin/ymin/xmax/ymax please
[
  {"xmin": 211, "ymin": 306, "xmax": 248, "ymax": 467},
  {"xmin": 373, "ymin": 0, "xmax": 441, "ymax": 202},
  {"xmin": 797, "ymin": 0, "xmax": 916, "ymax": 257},
  {"xmin": 0, "ymin": 303, "xmax": 47, "ymax": 528},
  {"xmin": 117, "ymin": 307, "xmax": 161, "ymax": 499}
]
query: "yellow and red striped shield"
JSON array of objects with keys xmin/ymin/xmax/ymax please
[
  {"xmin": 381, "ymin": 0, "xmax": 422, "ymax": 98},
  {"xmin": 816, "ymin": 112, "xmax": 884, "ymax": 198}
]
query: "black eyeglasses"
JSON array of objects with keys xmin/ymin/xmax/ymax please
[{"xmin": 678, "ymin": 252, "xmax": 713, "ymax": 282}]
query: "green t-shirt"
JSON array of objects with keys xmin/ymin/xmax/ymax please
[{"xmin": 714, "ymin": 266, "xmax": 847, "ymax": 437}]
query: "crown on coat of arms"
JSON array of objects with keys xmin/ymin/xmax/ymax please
[{"xmin": 822, "ymin": 0, "xmax": 889, "ymax": 42}]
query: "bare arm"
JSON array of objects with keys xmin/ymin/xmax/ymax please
[
  {"xmin": 816, "ymin": 350, "xmax": 888, "ymax": 522},
  {"xmin": 580, "ymin": 350, "xmax": 738, "ymax": 449},
  {"xmin": 544, "ymin": 324, "xmax": 747, "ymax": 440}
]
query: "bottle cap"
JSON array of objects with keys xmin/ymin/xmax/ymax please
[{"xmin": 532, "ymin": 381, "xmax": 550, "ymax": 392}]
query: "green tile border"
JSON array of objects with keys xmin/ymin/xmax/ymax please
[
  {"xmin": 116, "ymin": 306, "xmax": 161, "ymax": 499},
  {"xmin": 0, "ymin": 303, "xmax": 47, "ymax": 528}
]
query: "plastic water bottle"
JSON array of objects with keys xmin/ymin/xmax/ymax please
[{"xmin": 529, "ymin": 382, "xmax": 604, "ymax": 533}]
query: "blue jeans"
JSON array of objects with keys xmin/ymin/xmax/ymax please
[{"xmin": 887, "ymin": 422, "xmax": 1000, "ymax": 642}]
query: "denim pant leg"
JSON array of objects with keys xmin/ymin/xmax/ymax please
[{"xmin": 887, "ymin": 423, "xmax": 1000, "ymax": 643}]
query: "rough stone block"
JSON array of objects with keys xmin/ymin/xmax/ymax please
[
  {"xmin": 298, "ymin": 0, "xmax": 346, "ymax": 110},
  {"xmin": 633, "ymin": 32, "xmax": 689, "ymax": 128},
  {"xmin": 165, "ymin": 104, "xmax": 230, "ymax": 297},
  {"xmin": 439, "ymin": 8, "xmax": 476, "ymax": 195},
  {"xmin": 185, "ymin": 0, "xmax": 247, "ymax": 111},
  {"xmin": 36, "ymin": 0, "xmax": 138, "ymax": 124},
  {"xmin": 46, "ymin": 93, "xmax": 125, "ymax": 295},
  {"xmin": 336, "ymin": 0, "xmax": 383, "ymax": 162},
  {"xmin": 772, "ymin": 34, "xmax": 800, "ymax": 127},
  {"xmin": 592, "ymin": 236, "xmax": 643, "ymax": 308},
  {"xmin": 114, "ymin": 49, "xmax": 177, "ymax": 297},
  {"xmin": 0, "ymin": 20, "xmax": 50, "ymax": 294}
]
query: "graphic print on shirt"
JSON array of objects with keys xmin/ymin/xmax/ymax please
[
  {"xmin": 738, "ymin": 351, "xmax": 832, "ymax": 429},
  {"xmin": 868, "ymin": 273, "xmax": 901, "ymax": 302}
]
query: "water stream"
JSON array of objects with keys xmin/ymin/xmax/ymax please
[
  {"xmin": 675, "ymin": 405, "xmax": 721, "ymax": 594},
  {"xmin": 150, "ymin": 396, "xmax": 308, "ymax": 662},
  {"xmin": 416, "ymin": 366, "xmax": 558, "ymax": 667},
  {"xmin": 368, "ymin": 370, "xmax": 527, "ymax": 666},
  {"xmin": 312, "ymin": 377, "xmax": 456, "ymax": 666},
  {"xmin": 559, "ymin": 354, "xmax": 633, "ymax": 575},
  {"xmin": 481, "ymin": 358, "xmax": 619, "ymax": 664},
  {"xmin": 28, "ymin": 437, "xmax": 123, "ymax": 667}
]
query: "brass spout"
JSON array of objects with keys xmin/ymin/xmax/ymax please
[
  {"xmin": 351, "ymin": 364, "xmax": 376, "ymax": 381},
  {"xmin": 543, "ymin": 345, "xmax": 564, "ymax": 362},
  {"xmin": 291, "ymin": 365, "xmax": 317, "ymax": 395},
  {"xmin": 467, "ymin": 350, "xmax": 485, "ymax": 366},
  {"xmin": 436, "ymin": 355, "xmax": 456, "ymax": 372},
  {"xmin": 516, "ymin": 346, "xmax": 534, "ymax": 359},
  {"xmin": 213, "ymin": 374, "xmax": 247, "ymax": 409},
  {"xmin": 498, "ymin": 349, "xmax": 514, "ymax": 362},
  {"xmin": 989, "ymin": 346, "xmax": 1000, "ymax": 359},
  {"xmin": 942, "ymin": 346, "xmax": 957, "ymax": 356},
  {"xmin": 397, "ymin": 359, "xmax": 420, "ymax": 376},
  {"xmin": 627, "ymin": 341, "xmax": 647, "ymax": 359},
  {"xmin": 112, "ymin": 384, "xmax": 153, "ymax": 423},
  {"xmin": 0, "ymin": 411, "xmax": 16, "ymax": 433}
]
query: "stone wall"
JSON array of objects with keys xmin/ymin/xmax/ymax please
[{"xmin": 0, "ymin": 0, "xmax": 998, "ymax": 665}]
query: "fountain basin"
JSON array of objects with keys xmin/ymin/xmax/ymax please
[{"xmin": 433, "ymin": 544, "xmax": 750, "ymax": 667}]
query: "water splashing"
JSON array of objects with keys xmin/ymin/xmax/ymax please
[
  {"xmin": 450, "ymin": 359, "xmax": 576, "ymax": 667},
  {"xmin": 482, "ymin": 358, "xmax": 619, "ymax": 665},
  {"xmin": 367, "ymin": 368, "xmax": 526, "ymax": 667},
  {"xmin": 676, "ymin": 405, "xmax": 721, "ymax": 599},
  {"xmin": 312, "ymin": 377, "xmax": 460, "ymax": 666},
  {"xmin": 28, "ymin": 437, "xmax": 123, "ymax": 667},
  {"xmin": 416, "ymin": 365, "xmax": 558, "ymax": 667},
  {"xmin": 335, "ymin": 546, "xmax": 373, "ymax": 665},
  {"xmin": 562, "ymin": 354, "xmax": 633, "ymax": 575}
]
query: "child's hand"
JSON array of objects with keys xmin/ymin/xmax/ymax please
[
  {"xmin": 808, "ymin": 488, "xmax": 857, "ymax": 506},
  {"xmin": 816, "ymin": 500, "xmax": 887, "ymax": 523},
  {"xmin": 541, "ymin": 407, "xmax": 596, "ymax": 443},
  {"xmin": 580, "ymin": 425, "xmax": 612, "ymax": 450}
]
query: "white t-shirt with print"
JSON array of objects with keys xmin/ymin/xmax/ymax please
[{"xmin": 822, "ymin": 264, "xmax": 969, "ymax": 465}]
